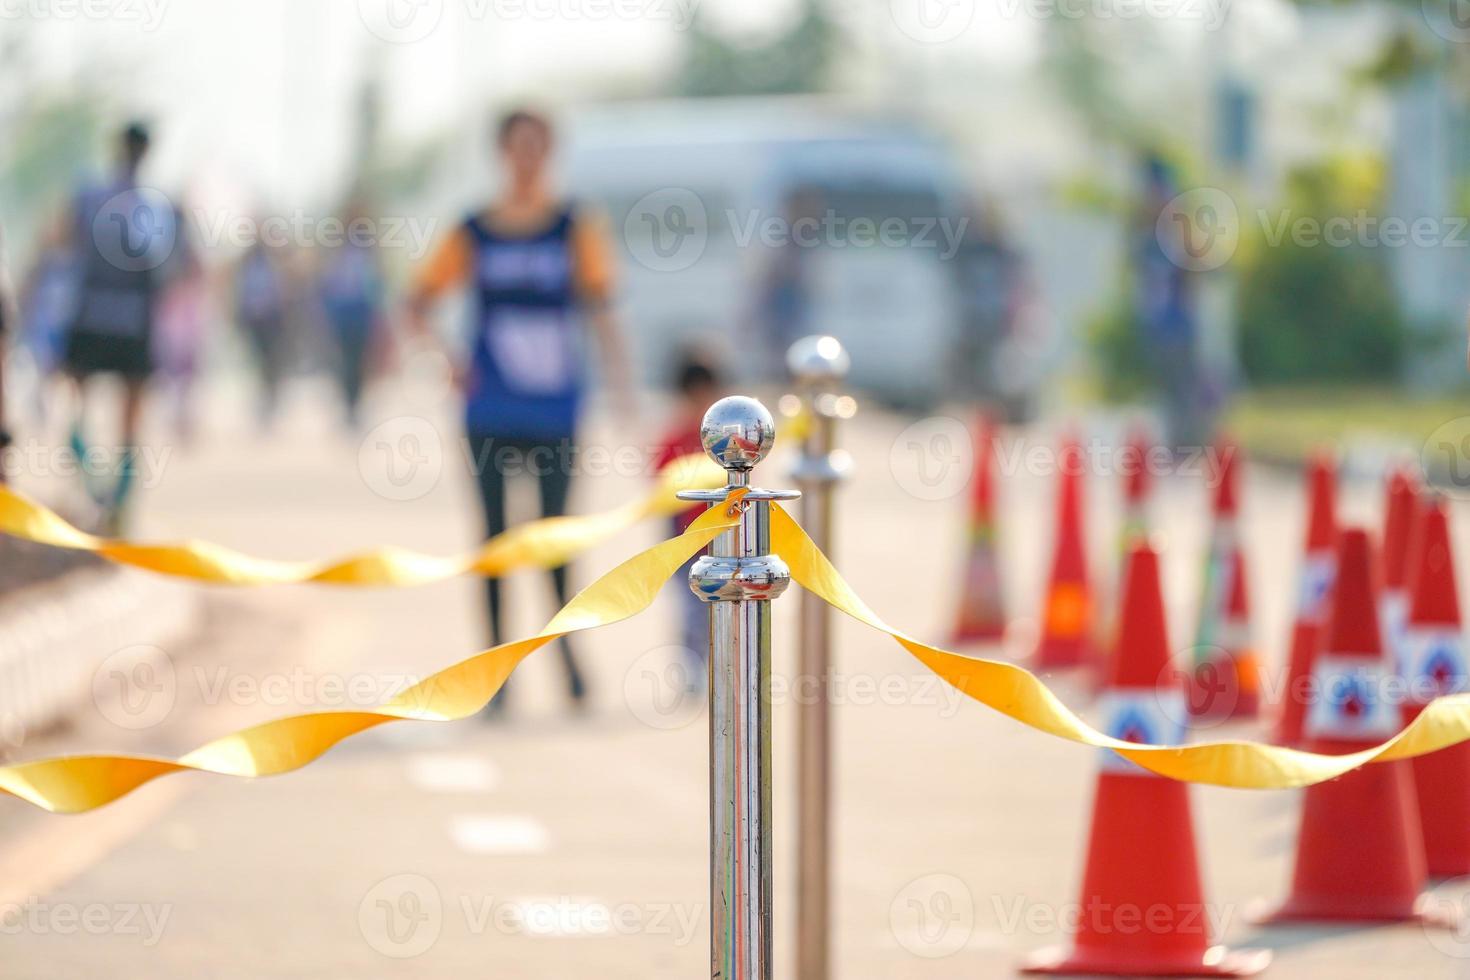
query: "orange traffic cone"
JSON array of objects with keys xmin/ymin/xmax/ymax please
[
  {"xmin": 1035, "ymin": 434, "xmax": 1096, "ymax": 670},
  {"xmin": 953, "ymin": 414, "xmax": 1006, "ymax": 643},
  {"xmin": 1275, "ymin": 453, "xmax": 1338, "ymax": 747},
  {"xmin": 1401, "ymin": 498, "xmax": 1470, "ymax": 877},
  {"xmin": 1261, "ymin": 528, "xmax": 1445, "ymax": 925},
  {"xmin": 1119, "ymin": 423, "xmax": 1153, "ymax": 549},
  {"xmin": 1380, "ymin": 464, "xmax": 1420, "ymax": 679},
  {"xmin": 1190, "ymin": 442, "xmax": 1261, "ymax": 722},
  {"xmin": 1023, "ymin": 543, "xmax": 1269, "ymax": 977},
  {"xmin": 1095, "ymin": 423, "xmax": 1155, "ymax": 684}
]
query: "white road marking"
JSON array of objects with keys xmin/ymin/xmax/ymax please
[
  {"xmin": 506, "ymin": 896, "xmax": 613, "ymax": 937},
  {"xmin": 405, "ymin": 753, "xmax": 500, "ymax": 793},
  {"xmin": 449, "ymin": 814, "xmax": 550, "ymax": 855}
]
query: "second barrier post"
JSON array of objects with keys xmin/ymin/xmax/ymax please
[
  {"xmin": 679, "ymin": 396, "xmax": 800, "ymax": 980},
  {"xmin": 785, "ymin": 336, "xmax": 855, "ymax": 980}
]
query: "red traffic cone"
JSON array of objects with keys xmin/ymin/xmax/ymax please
[
  {"xmin": 1023, "ymin": 543, "xmax": 1269, "ymax": 977},
  {"xmin": 1035, "ymin": 434, "xmax": 1096, "ymax": 670},
  {"xmin": 953, "ymin": 414, "xmax": 1006, "ymax": 643},
  {"xmin": 1275, "ymin": 453, "xmax": 1338, "ymax": 747},
  {"xmin": 1380, "ymin": 464, "xmax": 1421, "ymax": 679},
  {"xmin": 1261, "ymin": 528, "xmax": 1445, "ymax": 925},
  {"xmin": 1192, "ymin": 551, "xmax": 1262, "ymax": 723},
  {"xmin": 1401, "ymin": 499, "xmax": 1470, "ymax": 877},
  {"xmin": 1097, "ymin": 423, "xmax": 1156, "ymax": 684},
  {"xmin": 1120, "ymin": 423, "xmax": 1153, "ymax": 549},
  {"xmin": 1190, "ymin": 442, "xmax": 1261, "ymax": 722}
]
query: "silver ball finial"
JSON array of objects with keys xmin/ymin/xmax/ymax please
[
  {"xmin": 786, "ymin": 335, "xmax": 850, "ymax": 385},
  {"xmin": 701, "ymin": 396, "xmax": 776, "ymax": 472}
]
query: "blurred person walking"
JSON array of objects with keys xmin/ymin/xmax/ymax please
[
  {"xmin": 0, "ymin": 222, "xmax": 16, "ymax": 481},
  {"xmin": 153, "ymin": 243, "xmax": 210, "ymax": 444},
  {"xmin": 234, "ymin": 238, "xmax": 291, "ymax": 428},
  {"xmin": 757, "ymin": 186, "xmax": 819, "ymax": 374},
  {"xmin": 653, "ymin": 351, "xmax": 724, "ymax": 691},
  {"xmin": 1135, "ymin": 155, "xmax": 1211, "ymax": 451},
  {"xmin": 407, "ymin": 107, "xmax": 633, "ymax": 716},
  {"xmin": 951, "ymin": 200, "xmax": 1033, "ymax": 423},
  {"xmin": 61, "ymin": 122, "xmax": 178, "ymax": 533},
  {"xmin": 317, "ymin": 199, "xmax": 384, "ymax": 428},
  {"xmin": 16, "ymin": 214, "xmax": 77, "ymax": 423}
]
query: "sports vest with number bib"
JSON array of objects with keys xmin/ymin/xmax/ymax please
[{"xmin": 463, "ymin": 207, "xmax": 584, "ymax": 439}]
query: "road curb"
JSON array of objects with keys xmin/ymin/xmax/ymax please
[{"xmin": 0, "ymin": 566, "xmax": 200, "ymax": 750}]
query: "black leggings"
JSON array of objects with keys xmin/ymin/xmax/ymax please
[{"xmin": 469, "ymin": 433, "xmax": 585, "ymax": 702}]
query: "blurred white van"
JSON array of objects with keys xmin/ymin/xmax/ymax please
[{"xmin": 561, "ymin": 98, "xmax": 970, "ymax": 407}]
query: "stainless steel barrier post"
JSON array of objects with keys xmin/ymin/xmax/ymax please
[
  {"xmin": 678, "ymin": 396, "xmax": 800, "ymax": 980},
  {"xmin": 785, "ymin": 336, "xmax": 854, "ymax": 980}
]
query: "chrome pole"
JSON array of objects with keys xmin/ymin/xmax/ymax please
[
  {"xmin": 678, "ymin": 396, "xmax": 799, "ymax": 980},
  {"xmin": 785, "ymin": 337, "xmax": 854, "ymax": 980}
]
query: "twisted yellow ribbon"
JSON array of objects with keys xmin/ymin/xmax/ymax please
[
  {"xmin": 9, "ymin": 497, "xmax": 1470, "ymax": 814},
  {"xmin": 0, "ymin": 454, "xmax": 725, "ymax": 586},
  {"xmin": 771, "ymin": 506, "xmax": 1470, "ymax": 789},
  {"xmin": 0, "ymin": 498, "xmax": 743, "ymax": 813}
]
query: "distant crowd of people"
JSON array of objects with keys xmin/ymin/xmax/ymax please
[
  {"xmin": 0, "ymin": 110, "xmax": 648, "ymax": 718},
  {"xmin": 0, "ymin": 123, "xmax": 389, "ymax": 531}
]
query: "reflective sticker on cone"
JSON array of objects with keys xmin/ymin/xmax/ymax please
[
  {"xmin": 1380, "ymin": 590, "xmax": 1409, "ymax": 680},
  {"xmin": 1098, "ymin": 689, "xmax": 1187, "ymax": 775},
  {"xmin": 1296, "ymin": 553, "xmax": 1336, "ymax": 624},
  {"xmin": 1305, "ymin": 655, "xmax": 1399, "ymax": 741},
  {"xmin": 1406, "ymin": 627, "xmax": 1469, "ymax": 702}
]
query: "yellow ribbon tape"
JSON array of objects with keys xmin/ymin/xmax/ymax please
[
  {"xmin": 10, "ymin": 494, "xmax": 1470, "ymax": 814},
  {"xmin": 0, "ymin": 454, "xmax": 725, "ymax": 586},
  {"xmin": 0, "ymin": 498, "xmax": 743, "ymax": 813},
  {"xmin": 770, "ymin": 505, "xmax": 1470, "ymax": 789}
]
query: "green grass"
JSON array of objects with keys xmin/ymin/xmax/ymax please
[{"xmin": 1225, "ymin": 386, "xmax": 1470, "ymax": 462}]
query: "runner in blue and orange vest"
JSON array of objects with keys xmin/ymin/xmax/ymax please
[{"xmin": 408, "ymin": 107, "xmax": 633, "ymax": 717}]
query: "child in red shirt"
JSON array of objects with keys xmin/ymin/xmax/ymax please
[{"xmin": 653, "ymin": 353, "xmax": 723, "ymax": 690}]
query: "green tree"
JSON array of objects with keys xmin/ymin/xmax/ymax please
[
  {"xmin": 673, "ymin": 0, "xmax": 841, "ymax": 97},
  {"xmin": 1236, "ymin": 166, "xmax": 1405, "ymax": 384}
]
